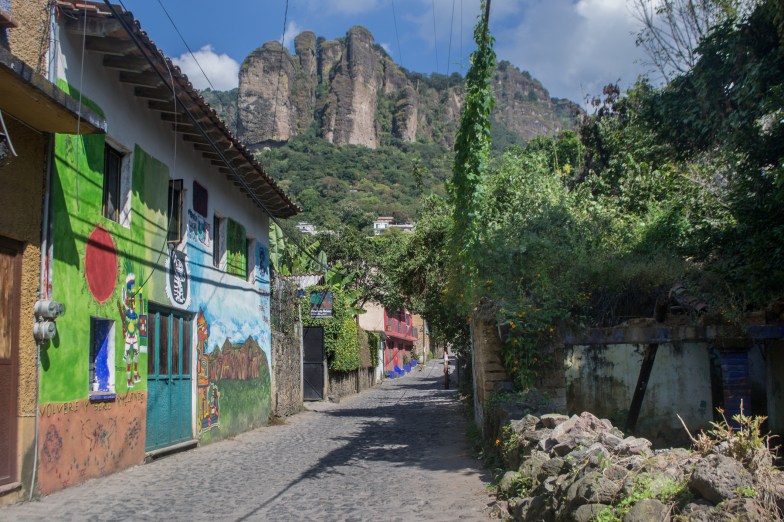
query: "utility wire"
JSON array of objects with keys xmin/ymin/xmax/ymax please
[
  {"xmin": 431, "ymin": 0, "xmax": 439, "ymax": 73},
  {"xmin": 154, "ymin": 0, "xmax": 229, "ymax": 121},
  {"xmin": 271, "ymin": 0, "xmax": 290, "ymax": 142},
  {"xmin": 446, "ymin": 0, "xmax": 455, "ymax": 78},
  {"xmin": 102, "ymin": 0, "xmax": 347, "ymax": 282},
  {"xmin": 391, "ymin": 0, "xmax": 404, "ymax": 68}
]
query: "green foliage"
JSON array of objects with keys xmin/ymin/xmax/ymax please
[
  {"xmin": 388, "ymin": 196, "xmax": 470, "ymax": 351},
  {"xmin": 260, "ymin": 128, "xmax": 452, "ymax": 231},
  {"xmin": 301, "ymin": 286, "xmax": 361, "ymax": 371},
  {"xmin": 641, "ymin": 0, "xmax": 784, "ymax": 303},
  {"xmin": 686, "ymin": 403, "xmax": 776, "ymax": 473},
  {"xmin": 366, "ymin": 330, "xmax": 380, "ymax": 369},
  {"xmin": 269, "ymin": 222, "xmax": 326, "ymax": 276},
  {"xmin": 450, "ymin": 1, "xmax": 496, "ymax": 258},
  {"xmin": 594, "ymin": 474, "xmax": 690, "ymax": 522}
]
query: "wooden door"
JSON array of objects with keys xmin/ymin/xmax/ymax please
[
  {"xmin": 0, "ymin": 237, "xmax": 21, "ymax": 486},
  {"xmin": 145, "ymin": 305, "xmax": 193, "ymax": 451}
]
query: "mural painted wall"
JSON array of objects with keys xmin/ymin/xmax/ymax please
[
  {"xmin": 186, "ymin": 208, "xmax": 272, "ymax": 444},
  {"xmin": 40, "ymin": 80, "xmax": 274, "ymax": 492},
  {"xmin": 39, "ymin": 83, "xmax": 170, "ymax": 494}
]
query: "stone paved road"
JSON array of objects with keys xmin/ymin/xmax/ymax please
[{"xmin": 1, "ymin": 360, "xmax": 492, "ymax": 521}]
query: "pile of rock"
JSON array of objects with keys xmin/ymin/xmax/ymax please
[{"xmin": 495, "ymin": 411, "xmax": 783, "ymax": 521}]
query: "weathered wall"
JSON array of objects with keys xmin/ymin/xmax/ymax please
[
  {"xmin": 40, "ymin": 39, "xmax": 275, "ymax": 489},
  {"xmin": 8, "ymin": 0, "xmax": 49, "ymax": 72},
  {"xmin": 270, "ymin": 276, "xmax": 302, "ymax": 417},
  {"xmin": 565, "ymin": 343, "xmax": 713, "ymax": 447},
  {"xmin": 0, "ymin": 116, "xmax": 45, "ymax": 503},
  {"xmin": 767, "ymin": 341, "xmax": 784, "ymax": 435},
  {"xmin": 36, "ymin": 392, "xmax": 146, "ymax": 495},
  {"xmin": 271, "ymin": 328, "xmax": 302, "ymax": 417},
  {"xmin": 470, "ymin": 317, "xmax": 510, "ymax": 431},
  {"xmin": 358, "ymin": 367, "xmax": 374, "ymax": 391},
  {"xmin": 328, "ymin": 368, "xmax": 375, "ymax": 399}
]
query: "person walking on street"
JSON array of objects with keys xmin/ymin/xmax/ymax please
[{"xmin": 444, "ymin": 348, "xmax": 450, "ymax": 389}]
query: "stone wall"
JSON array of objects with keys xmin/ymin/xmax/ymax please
[
  {"xmin": 470, "ymin": 317, "xmax": 510, "ymax": 431},
  {"xmin": 271, "ymin": 328, "xmax": 302, "ymax": 417},
  {"xmin": 270, "ymin": 276, "xmax": 302, "ymax": 417},
  {"xmin": 328, "ymin": 368, "xmax": 375, "ymax": 400}
]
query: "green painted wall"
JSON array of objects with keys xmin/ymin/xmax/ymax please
[{"xmin": 43, "ymin": 83, "xmax": 170, "ymax": 402}]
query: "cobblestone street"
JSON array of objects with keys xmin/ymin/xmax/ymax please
[{"xmin": 1, "ymin": 360, "xmax": 491, "ymax": 521}]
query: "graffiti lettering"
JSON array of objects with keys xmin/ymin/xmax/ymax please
[{"xmin": 38, "ymin": 392, "xmax": 145, "ymax": 418}]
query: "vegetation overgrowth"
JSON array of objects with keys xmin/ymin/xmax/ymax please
[{"xmin": 267, "ymin": 0, "xmax": 783, "ymax": 393}]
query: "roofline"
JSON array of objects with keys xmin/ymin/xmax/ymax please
[{"xmin": 55, "ymin": 1, "xmax": 300, "ymax": 218}]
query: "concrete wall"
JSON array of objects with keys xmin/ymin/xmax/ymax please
[
  {"xmin": 766, "ymin": 341, "xmax": 784, "ymax": 435},
  {"xmin": 358, "ymin": 302, "xmax": 384, "ymax": 332},
  {"xmin": 0, "ymin": 116, "xmax": 45, "ymax": 504},
  {"xmin": 34, "ymin": 22, "xmax": 275, "ymax": 494},
  {"xmin": 565, "ymin": 343, "xmax": 713, "ymax": 447}
]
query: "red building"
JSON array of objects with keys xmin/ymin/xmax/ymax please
[{"xmin": 384, "ymin": 309, "xmax": 419, "ymax": 375}]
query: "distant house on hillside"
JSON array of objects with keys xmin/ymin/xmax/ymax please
[
  {"xmin": 373, "ymin": 216, "xmax": 415, "ymax": 236},
  {"xmin": 296, "ymin": 221, "xmax": 317, "ymax": 235}
]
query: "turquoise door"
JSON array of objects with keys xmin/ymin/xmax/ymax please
[{"xmin": 146, "ymin": 306, "xmax": 193, "ymax": 451}]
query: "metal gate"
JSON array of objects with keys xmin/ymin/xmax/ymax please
[
  {"xmin": 303, "ymin": 326, "xmax": 325, "ymax": 401},
  {"xmin": 146, "ymin": 305, "xmax": 193, "ymax": 451},
  {"xmin": 0, "ymin": 237, "xmax": 20, "ymax": 486}
]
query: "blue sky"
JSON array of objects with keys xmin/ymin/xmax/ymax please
[{"xmin": 118, "ymin": 0, "xmax": 651, "ymax": 106}]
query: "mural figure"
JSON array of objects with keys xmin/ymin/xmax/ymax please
[
  {"xmin": 118, "ymin": 274, "xmax": 141, "ymax": 388},
  {"xmin": 196, "ymin": 308, "xmax": 220, "ymax": 431}
]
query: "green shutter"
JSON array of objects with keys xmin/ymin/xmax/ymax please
[{"xmin": 226, "ymin": 218, "xmax": 247, "ymax": 278}]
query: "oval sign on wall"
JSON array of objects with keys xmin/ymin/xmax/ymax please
[{"xmin": 85, "ymin": 225, "xmax": 118, "ymax": 303}]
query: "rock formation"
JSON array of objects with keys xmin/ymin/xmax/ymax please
[{"xmin": 233, "ymin": 26, "xmax": 578, "ymax": 151}]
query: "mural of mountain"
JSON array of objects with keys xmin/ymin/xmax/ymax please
[
  {"xmin": 207, "ymin": 336, "xmax": 268, "ymax": 381},
  {"xmin": 205, "ymin": 26, "xmax": 579, "ymax": 152}
]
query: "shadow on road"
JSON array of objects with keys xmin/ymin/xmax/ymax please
[{"xmin": 235, "ymin": 362, "xmax": 487, "ymax": 521}]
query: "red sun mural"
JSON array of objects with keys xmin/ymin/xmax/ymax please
[{"xmin": 85, "ymin": 226, "xmax": 118, "ymax": 303}]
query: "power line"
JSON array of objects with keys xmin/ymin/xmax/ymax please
[
  {"xmin": 431, "ymin": 0, "xmax": 439, "ymax": 73},
  {"xmin": 102, "ymin": 0, "xmax": 346, "ymax": 282},
  {"xmin": 446, "ymin": 0, "xmax": 455, "ymax": 77},
  {"xmin": 390, "ymin": 0, "xmax": 404, "ymax": 68},
  {"xmin": 271, "ymin": 0, "xmax": 290, "ymax": 142},
  {"xmin": 155, "ymin": 0, "xmax": 218, "ymax": 93}
]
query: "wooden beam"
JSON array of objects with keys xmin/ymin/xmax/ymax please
[
  {"xmin": 160, "ymin": 112, "xmax": 193, "ymax": 125},
  {"xmin": 625, "ymin": 344, "xmax": 658, "ymax": 433},
  {"xmin": 182, "ymin": 134, "xmax": 209, "ymax": 144},
  {"xmin": 564, "ymin": 324, "xmax": 784, "ymax": 346},
  {"xmin": 192, "ymin": 144, "xmax": 214, "ymax": 153},
  {"xmin": 120, "ymin": 72, "xmax": 163, "ymax": 88},
  {"xmin": 85, "ymin": 37, "xmax": 136, "ymax": 55},
  {"xmin": 134, "ymin": 87, "xmax": 172, "ymax": 101},
  {"xmin": 64, "ymin": 16, "xmax": 122, "ymax": 37},
  {"xmin": 202, "ymin": 152, "xmax": 221, "ymax": 161},
  {"xmin": 171, "ymin": 123, "xmax": 202, "ymax": 136},
  {"xmin": 103, "ymin": 55, "xmax": 151, "ymax": 72}
]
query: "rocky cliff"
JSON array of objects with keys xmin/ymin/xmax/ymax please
[{"xmin": 233, "ymin": 26, "xmax": 578, "ymax": 151}]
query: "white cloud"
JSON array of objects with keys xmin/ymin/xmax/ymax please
[
  {"xmin": 282, "ymin": 20, "xmax": 304, "ymax": 50},
  {"xmin": 380, "ymin": 42, "xmax": 393, "ymax": 56},
  {"xmin": 303, "ymin": 0, "xmax": 385, "ymax": 15},
  {"xmin": 494, "ymin": 0, "xmax": 650, "ymax": 104},
  {"xmin": 173, "ymin": 44, "xmax": 239, "ymax": 91}
]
